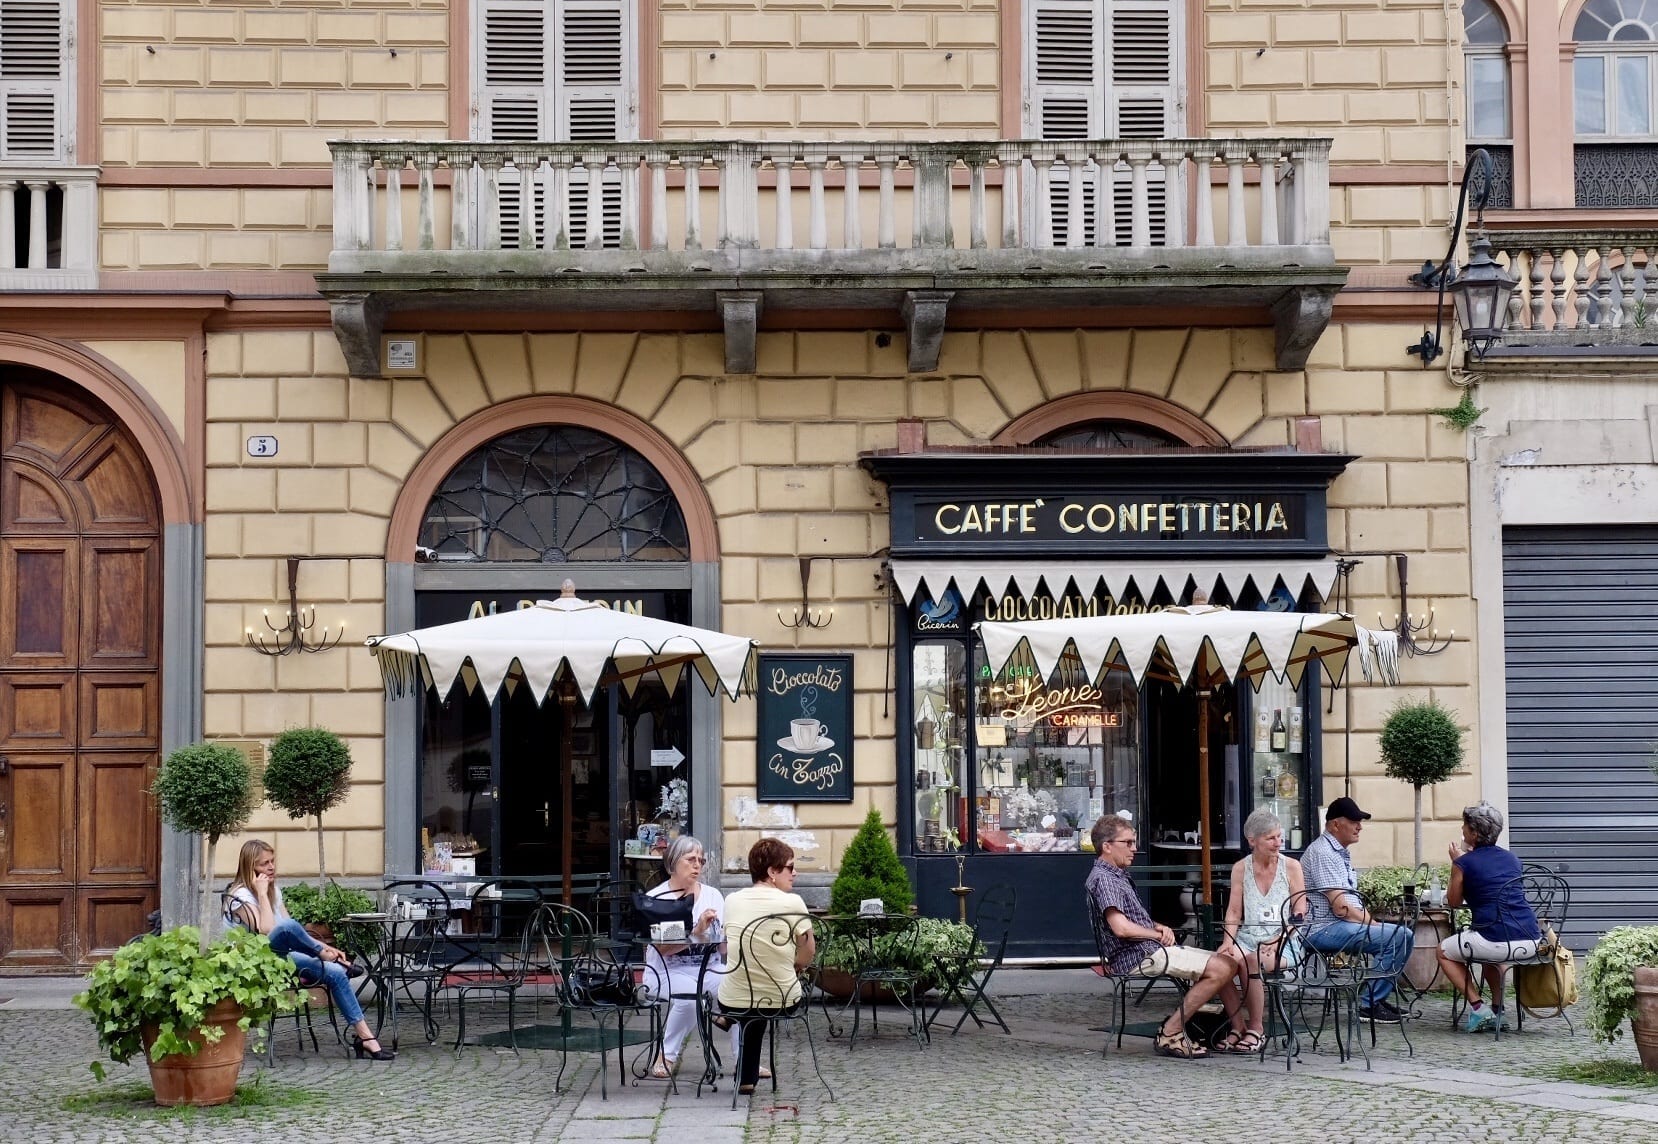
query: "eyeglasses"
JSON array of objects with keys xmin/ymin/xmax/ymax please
[
  {"xmin": 782, "ymin": 863, "xmax": 797, "ymax": 872},
  {"xmin": 1114, "ymin": 839, "xmax": 1139, "ymax": 849},
  {"xmin": 682, "ymin": 855, "xmax": 706, "ymax": 864}
]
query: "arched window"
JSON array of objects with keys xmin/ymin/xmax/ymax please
[
  {"xmin": 419, "ymin": 424, "xmax": 688, "ymax": 562},
  {"xmin": 1034, "ymin": 419, "xmax": 1185, "ymax": 449},
  {"xmin": 1573, "ymin": 0, "xmax": 1658, "ymax": 204},
  {"xmin": 1463, "ymin": 0, "xmax": 1514, "ymax": 207}
]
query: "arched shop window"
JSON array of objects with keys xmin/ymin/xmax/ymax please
[
  {"xmin": 1573, "ymin": 0, "xmax": 1658, "ymax": 205},
  {"xmin": 414, "ymin": 423, "xmax": 693, "ymax": 882},
  {"xmin": 1034, "ymin": 418, "xmax": 1185, "ymax": 449},
  {"xmin": 418, "ymin": 424, "xmax": 688, "ymax": 562},
  {"xmin": 1463, "ymin": 0, "xmax": 1514, "ymax": 207}
]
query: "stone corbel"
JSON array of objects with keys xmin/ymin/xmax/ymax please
[
  {"xmin": 717, "ymin": 291, "xmax": 763, "ymax": 374},
  {"xmin": 1271, "ymin": 286, "xmax": 1337, "ymax": 371},
  {"xmin": 328, "ymin": 292, "xmax": 389, "ymax": 378},
  {"xmin": 902, "ymin": 289, "xmax": 953, "ymax": 373}
]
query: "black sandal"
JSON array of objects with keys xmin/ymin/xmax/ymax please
[{"xmin": 1153, "ymin": 1029, "xmax": 1209, "ymax": 1060}]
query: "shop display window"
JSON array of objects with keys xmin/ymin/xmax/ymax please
[{"xmin": 912, "ymin": 641, "xmax": 969, "ymax": 852}]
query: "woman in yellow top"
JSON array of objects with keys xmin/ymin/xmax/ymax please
[{"xmin": 716, "ymin": 838, "xmax": 815, "ymax": 1096}]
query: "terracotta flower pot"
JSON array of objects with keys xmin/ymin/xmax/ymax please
[
  {"xmin": 140, "ymin": 999, "xmax": 247, "ymax": 1107},
  {"xmin": 1633, "ymin": 966, "xmax": 1658, "ymax": 1072},
  {"xmin": 817, "ymin": 967, "xmax": 903, "ymax": 1004}
]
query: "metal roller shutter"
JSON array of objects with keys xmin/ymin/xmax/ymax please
[{"xmin": 1503, "ymin": 526, "xmax": 1658, "ymax": 950}]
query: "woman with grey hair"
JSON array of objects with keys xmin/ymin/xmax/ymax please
[
  {"xmin": 1215, "ymin": 807, "xmax": 1306, "ymax": 1053},
  {"xmin": 642, "ymin": 834, "xmax": 741, "ymax": 1079},
  {"xmin": 1437, "ymin": 802, "xmax": 1542, "ymax": 1032}
]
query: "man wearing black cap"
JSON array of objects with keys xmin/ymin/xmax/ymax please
[{"xmin": 1299, "ymin": 796, "xmax": 1414, "ymax": 1023}]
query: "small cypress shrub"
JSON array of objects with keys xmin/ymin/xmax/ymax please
[{"xmin": 829, "ymin": 807, "xmax": 913, "ymax": 916}]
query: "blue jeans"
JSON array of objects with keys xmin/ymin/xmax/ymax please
[
  {"xmin": 1307, "ymin": 919, "xmax": 1413, "ymax": 1007},
  {"xmin": 268, "ymin": 918, "xmax": 364, "ymax": 1026}
]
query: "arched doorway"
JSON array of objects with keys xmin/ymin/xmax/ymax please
[
  {"xmin": 0, "ymin": 373, "xmax": 162, "ymax": 968},
  {"xmin": 411, "ymin": 423, "xmax": 695, "ymax": 888}
]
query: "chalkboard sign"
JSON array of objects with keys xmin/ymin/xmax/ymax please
[{"xmin": 757, "ymin": 653, "xmax": 854, "ymax": 803}]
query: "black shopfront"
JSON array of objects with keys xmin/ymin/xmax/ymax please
[{"xmin": 862, "ymin": 449, "xmax": 1353, "ymax": 959}]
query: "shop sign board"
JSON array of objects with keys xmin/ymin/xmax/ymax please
[{"xmin": 757, "ymin": 653, "xmax": 854, "ymax": 803}]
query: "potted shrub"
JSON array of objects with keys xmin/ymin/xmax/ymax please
[
  {"xmin": 1380, "ymin": 698, "xmax": 1464, "ymax": 867},
  {"xmin": 263, "ymin": 727, "xmax": 353, "ymax": 893},
  {"xmin": 820, "ymin": 807, "xmax": 916, "ymax": 1000},
  {"xmin": 78, "ymin": 741, "xmax": 293, "ymax": 1106},
  {"xmin": 1584, "ymin": 925, "xmax": 1658, "ymax": 1069},
  {"xmin": 281, "ymin": 880, "xmax": 376, "ymax": 953},
  {"xmin": 74, "ymin": 927, "xmax": 298, "ymax": 1106},
  {"xmin": 1357, "ymin": 863, "xmax": 1458, "ymax": 991},
  {"xmin": 816, "ymin": 915, "xmax": 982, "ymax": 1001}
]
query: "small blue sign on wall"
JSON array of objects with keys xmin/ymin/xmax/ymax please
[{"xmin": 757, "ymin": 653, "xmax": 854, "ymax": 803}]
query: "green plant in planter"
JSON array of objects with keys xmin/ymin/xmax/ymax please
[
  {"xmin": 263, "ymin": 727, "xmax": 353, "ymax": 893},
  {"xmin": 1380, "ymin": 698, "xmax": 1464, "ymax": 867},
  {"xmin": 1356, "ymin": 864, "xmax": 1454, "ymax": 918},
  {"xmin": 151, "ymin": 742, "xmax": 257, "ymax": 955},
  {"xmin": 280, "ymin": 881, "xmax": 376, "ymax": 955},
  {"xmin": 829, "ymin": 807, "xmax": 913, "ymax": 917},
  {"xmin": 74, "ymin": 927, "xmax": 298, "ymax": 1074},
  {"xmin": 1585, "ymin": 925, "xmax": 1658, "ymax": 1043},
  {"xmin": 816, "ymin": 915, "xmax": 982, "ymax": 980}
]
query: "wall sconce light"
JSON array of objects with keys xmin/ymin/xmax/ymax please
[
  {"xmin": 1407, "ymin": 147, "xmax": 1517, "ymax": 366},
  {"xmin": 778, "ymin": 555, "xmax": 833, "ymax": 629},
  {"xmin": 246, "ymin": 556, "xmax": 346, "ymax": 655}
]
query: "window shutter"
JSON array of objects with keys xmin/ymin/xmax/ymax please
[
  {"xmin": 1106, "ymin": 0, "xmax": 1176, "ymax": 245},
  {"xmin": 478, "ymin": 0, "xmax": 551, "ymax": 248},
  {"xmin": 0, "ymin": 0, "xmax": 68, "ymax": 163},
  {"xmin": 554, "ymin": 0, "xmax": 629, "ymax": 248},
  {"xmin": 1027, "ymin": 0, "xmax": 1104, "ymax": 246}
]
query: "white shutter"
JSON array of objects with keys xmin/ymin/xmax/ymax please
[
  {"xmin": 477, "ymin": 0, "xmax": 551, "ymax": 248},
  {"xmin": 1107, "ymin": 0, "xmax": 1176, "ymax": 245},
  {"xmin": 0, "ymin": 0, "xmax": 69, "ymax": 163},
  {"xmin": 1026, "ymin": 0, "xmax": 1104, "ymax": 247},
  {"xmin": 554, "ymin": 0, "xmax": 629, "ymax": 248}
]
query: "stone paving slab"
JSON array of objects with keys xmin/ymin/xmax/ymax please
[{"xmin": 6, "ymin": 974, "xmax": 1656, "ymax": 1143}]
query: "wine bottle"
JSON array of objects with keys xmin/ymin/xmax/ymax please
[
  {"xmin": 1289, "ymin": 814, "xmax": 1303, "ymax": 850},
  {"xmin": 1270, "ymin": 708, "xmax": 1287, "ymax": 752}
]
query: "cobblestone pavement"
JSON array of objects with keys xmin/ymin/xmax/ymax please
[{"xmin": 5, "ymin": 971, "xmax": 1655, "ymax": 1143}]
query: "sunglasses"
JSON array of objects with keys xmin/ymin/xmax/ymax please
[{"xmin": 780, "ymin": 863, "xmax": 797, "ymax": 872}]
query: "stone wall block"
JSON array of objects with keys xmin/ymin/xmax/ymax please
[
  {"xmin": 756, "ymin": 467, "xmax": 834, "ymax": 511},
  {"xmin": 1125, "ymin": 328, "xmax": 1187, "ymax": 396},
  {"xmin": 757, "ymin": 376, "xmax": 833, "ymax": 419},
  {"xmin": 423, "ymin": 336, "xmax": 491, "ymax": 423},
  {"xmin": 1407, "ymin": 551, "xmax": 1471, "ymax": 598},
  {"xmin": 721, "ymin": 514, "xmax": 802, "ymax": 556},
  {"xmin": 797, "ymin": 512, "xmax": 871, "ymax": 556},
  {"xmin": 349, "ymin": 467, "xmax": 402, "ymax": 515},
  {"xmin": 365, "ymin": 423, "xmax": 424, "ymax": 482},
  {"xmin": 794, "ymin": 420, "xmax": 860, "ymax": 465},
  {"xmin": 754, "ymin": 332, "xmax": 795, "ymax": 375},
  {"xmin": 1343, "ymin": 325, "xmax": 1417, "ymax": 370},
  {"xmin": 653, "ymin": 377, "xmax": 718, "ymax": 446},
  {"xmin": 207, "ymin": 469, "xmax": 278, "ymax": 513},
  {"xmin": 979, "ymin": 331, "xmax": 1046, "ymax": 416},
  {"xmin": 1387, "ymin": 460, "xmax": 1466, "ymax": 505},
  {"xmin": 1308, "ymin": 369, "xmax": 1385, "ymax": 414},
  {"xmin": 1346, "ymin": 507, "xmax": 1428, "ymax": 551},
  {"xmin": 312, "ymin": 513, "xmax": 390, "ymax": 556},
  {"xmin": 467, "ymin": 334, "xmax": 533, "ymax": 402},
  {"xmin": 1166, "ymin": 352, "xmax": 1228, "ymax": 420},
  {"xmin": 348, "ymin": 559, "xmax": 387, "ymax": 603},
  {"xmin": 241, "ymin": 332, "xmax": 314, "ymax": 378},
  {"xmin": 242, "ymin": 692, "xmax": 316, "ymax": 737},
  {"xmin": 833, "ymin": 377, "xmax": 906, "ymax": 420},
  {"xmin": 681, "ymin": 333, "xmax": 727, "ymax": 377},
  {"xmin": 935, "ymin": 331, "xmax": 980, "ymax": 377},
  {"xmin": 798, "ymin": 332, "xmax": 868, "ymax": 375},
  {"xmin": 566, "ymin": 333, "xmax": 636, "ymax": 404},
  {"xmin": 831, "ymin": 466, "xmax": 881, "ymax": 510},
  {"xmin": 239, "ymin": 514, "xmax": 315, "ymax": 557},
  {"xmin": 949, "ymin": 375, "xmax": 1007, "ymax": 439},
  {"xmin": 1079, "ymin": 330, "xmax": 1131, "ymax": 389},
  {"xmin": 389, "ymin": 380, "xmax": 454, "ymax": 447},
  {"xmin": 528, "ymin": 333, "xmax": 580, "ymax": 393},
  {"xmin": 310, "ymin": 692, "xmax": 388, "ymax": 737},
  {"xmin": 1327, "ymin": 460, "xmax": 1389, "ymax": 507},
  {"xmin": 614, "ymin": 334, "xmax": 684, "ymax": 417},
  {"xmin": 277, "ymin": 468, "xmax": 350, "ymax": 512},
  {"xmin": 737, "ymin": 421, "xmax": 797, "ymax": 466},
  {"xmin": 1343, "ymin": 415, "xmax": 1427, "ymax": 460},
  {"xmin": 277, "ymin": 376, "xmax": 349, "ymax": 422},
  {"xmin": 1263, "ymin": 370, "xmax": 1308, "ymax": 417},
  {"xmin": 1023, "ymin": 330, "xmax": 1086, "ymax": 398},
  {"xmin": 1429, "ymin": 507, "xmax": 1469, "ymax": 550},
  {"xmin": 1204, "ymin": 372, "xmax": 1266, "ymax": 442},
  {"xmin": 705, "ymin": 466, "xmax": 758, "ymax": 515},
  {"xmin": 681, "ymin": 420, "xmax": 737, "ymax": 479},
  {"xmin": 203, "ymin": 646, "xmax": 277, "ymax": 692}
]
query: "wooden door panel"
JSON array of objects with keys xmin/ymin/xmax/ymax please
[
  {"xmin": 1, "ymin": 387, "xmax": 99, "ymax": 471},
  {"xmin": 77, "ymin": 753, "xmax": 157, "ymax": 881},
  {"xmin": 0, "ymin": 674, "xmax": 76, "ymax": 749},
  {"xmin": 78, "ymin": 675, "xmax": 158, "ymax": 750},
  {"xmin": 1, "ymin": 463, "xmax": 76, "ymax": 533},
  {"xmin": 78, "ymin": 887, "xmax": 155, "ymax": 961},
  {"xmin": 0, "ymin": 889, "xmax": 74, "ymax": 968},
  {"xmin": 3, "ymin": 754, "xmax": 74, "ymax": 879},
  {"xmin": 0, "ymin": 538, "xmax": 80, "ymax": 669},
  {"xmin": 69, "ymin": 435, "xmax": 160, "ymax": 531},
  {"xmin": 81, "ymin": 539, "xmax": 160, "ymax": 667}
]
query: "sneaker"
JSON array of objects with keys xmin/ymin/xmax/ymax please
[
  {"xmin": 1491, "ymin": 1008, "xmax": 1513, "ymax": 1031},
  {"xmin": 1360, "ymin": 1001, "xmax": 1405, "ymax": 1024},
  {"xmin": 1459, "ymin": 1006, "xmax": 1495, "ymax": 1033}
]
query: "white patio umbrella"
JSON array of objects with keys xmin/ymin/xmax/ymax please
[
  {"xmin": 976, "ymin": 605, "xmax": 1398, "ymax": 904},
  {"xmin": 367, "ymin": 581, "xmax": 759, "ymax": 901}
]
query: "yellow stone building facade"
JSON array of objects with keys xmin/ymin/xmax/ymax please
[{"xmin": 0, "ymin": 0, "xmax": 1535, "ymax": 966}]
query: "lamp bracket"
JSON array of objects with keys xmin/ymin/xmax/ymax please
[
  {"xmin": 1405, "ymin": 147, "xmax": 1499, "ymax": 368},
  {"xmin": 246, "ymin": 556, "xmax": 346, "ymax": 656}
]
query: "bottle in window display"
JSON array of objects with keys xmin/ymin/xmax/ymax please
[
  {"xmin": 1270, "ymin": 709, "xmax": 1287, "ymax": 752},
  {"xmin": 1259, "ymin": 764, "xmax": 1277, "ymax": 801},
  {"xmin": 1253, "ymin": 706, "xmax": 1272, "ymax": 752},
  {"xmin": 1287, "ymin": 706, "xmax": 1304, "ymax": 753}
]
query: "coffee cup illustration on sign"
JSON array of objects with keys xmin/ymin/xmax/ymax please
[{"xmin": 792, "ymin": 718, "xmax": 822, "ymax": 750}]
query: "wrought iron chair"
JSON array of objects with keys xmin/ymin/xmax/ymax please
[
  {"xmin": 838, "ymin": 912, "xmax": 928, "ymax": 1049},
  {"xmin": 546, "ymin": 902, "xmax": 659, "ymax": 1100},
  {"xmin": 1447, "ymin": 864, "xmax": 1573, "ymax": 1039},
  {"xmin": 696, "ymin": 910, "xmax": 833, "ymax": 1108},
  {"xmin": 927, "ymin": 885, "xmax": 1015, "ymax": 1035},
  {"xmin": 439, "ymin": 888, "xmax": 553, "ymax": 1054},
  {"xmin": 380, "ymin": 878, "xmax": 460, "ymax": 1048},
  {"xmin": 1260, "ymin": 888, "xmax": 1369, "ymax": 1070},
  {"xmin": 1084, "ymin": 886, "xmax": 1191, "ymax": 1052}
]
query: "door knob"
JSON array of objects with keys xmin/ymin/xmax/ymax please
[{"xmin": 0, "ymin": 755, "xmax": 8, "ymax": 776}]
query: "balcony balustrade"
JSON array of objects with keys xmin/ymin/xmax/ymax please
[
  {"xmin": 1485, "ymin": 229, "xmax": 1658, "ymax": 355},
  {"xmin": 319, "ymin": 138, "xmax": 1345, "ymax": 375},
  {"xmin": 0, "ymin": 166, "xmax": 98, "ymax": 291}
]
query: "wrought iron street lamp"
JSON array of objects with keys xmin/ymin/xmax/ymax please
[{"xmin": 1406, "ymin": 148, "xmax": 1518, "ymax": 365}]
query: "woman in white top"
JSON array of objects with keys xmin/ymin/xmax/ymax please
[
  {"xmin": 1215, "ymin": 809, "xmax": 1305, "ymax": 1054},
  {"xmin": 642, "ymin": 835, "xmax": 738, "ymax": 1078},
  {"xmin": 223, "ymin": 838, "xmax": 393, "ymax": 1060}
]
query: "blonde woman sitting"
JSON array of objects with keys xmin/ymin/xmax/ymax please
[{"xmin": 1215, "ymin": 809, "xmax": 1305, "ymax": 1054}]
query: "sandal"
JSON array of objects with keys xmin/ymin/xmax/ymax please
[
  {"xmin": 648, "ymin": 1057, "xmax": 673, "ymax": 1080},
  {"xmin": 1153, "ymin": 1029, "xmax": 1209, "ymax": 1060},
  {"xmin": 1213, "ymin": 1029, "xmax": 1246, "ymax": 1053},
  {"xmin": 757, "ymin": 1065, "xmax": 772, "ymax": 1080},
  {"xmin": 1230, "ymin": 1030, "xmax": 1265, "ymax": 1054}
]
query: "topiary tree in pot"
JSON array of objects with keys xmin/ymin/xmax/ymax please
[
  {"xmin": 1380, "ymin": 698, "xmax": 1464, "ymax": 867},
  {"xmin": 829, "ymin": 806, "xmax": 913, "ymax": 917},
  {"xmin": 151, "ymin": 741, "xmax": 257, "ymax": 955},
  {"xmin": 263, "ymin": 727, "xmax": 353, "ymax": 893}
]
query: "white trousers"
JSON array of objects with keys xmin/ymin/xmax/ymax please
[{"xmin": 647, "ymin": 958, "xmax": 740, "ymax": 1064}]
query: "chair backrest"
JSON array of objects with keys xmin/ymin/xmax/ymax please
[
  {"xmin": 1521, "ymin": 868, "xmax": 1570, "ymax": 936},
  {"xmin": 1271, "ymin": 888, "xmax": 1366, "ymax": 989},
  {"xmin": 973, "ymin": 884, "xmax": 1017, "ymax": 967},
  {"xmin": 382, "ymin": 878, "xmax": 458, "ymax": 972},
  {"xmin": 717, "ymin": 910, "xmax": 815, "ymax": 1010},
  {"xmin": 1084, "ymin": 885, "xmax": 1113, "ymax": 969}
]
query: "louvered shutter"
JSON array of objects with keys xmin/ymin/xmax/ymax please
[
  {"xmin": 1028, "ymin": 0, "xmax": 1104, "ymax": 246},
  {"xmin": 554, "ymin": 0, "xmax": 628, "ymax": 248},
  {"xmin": 478, "ymin": 0, "xmax": 551, "ymax": 248},
  {"xmin": 0, "ymin": 0, "xmax": 68, "ymax": 163},
  {"xmin": 1107, "ymin": 0, "xmax": 1175, "ymax": 245}
]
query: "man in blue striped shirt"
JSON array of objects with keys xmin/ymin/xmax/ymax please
[{"xmin": 1300, "ymin": 796, "xmax": 1413, "ymax": 1023}]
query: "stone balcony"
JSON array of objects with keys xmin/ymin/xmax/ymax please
[
  {"xmin": 1484, "ymin": 225, "xmax": 1658, "ymax": 357},
  {"xmin": 0, "ymin": 166, "xmax": 99, "ymax": 291},
  {"xmin": 317, "ymin": 138, "xmax": 1347, "ymax": 376}
]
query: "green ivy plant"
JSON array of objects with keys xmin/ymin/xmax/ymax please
[
  {"xmin": 1380, "ymin": 698, "xmax": 1465, "ymax": 867},
  {"xmin": 151, "ymin": 743, "xmax": 256, "ymax": 954},
  {"xmin": 263, "ymin": 728, "xmax": 353, "ymax": 892},
  {"xmin": 1433, "ymin": 388, "xmax": 1488, "ymax": 432},
  {"xmin": 829, "ymin": 807, "xmax": 914, "ymax": 917},
  {"xmin": 1356, "ymin": 864, "xmax": 1452, "ymax": 918},
  {"xmin": 280, "ymin": 882, "xmax": 376, "ymax": 956},
  {"xmin": 816, "ymin": 915, "xmax": 982, "ymax": 980},
  {"xmin": 74, "ymin": 927, "xmax": 298, "ymax": 1074},
  {"xmin": 1584, "ymin": 925, "xmax": 1658, "ymax": 1043}
]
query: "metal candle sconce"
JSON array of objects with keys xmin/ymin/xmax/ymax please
[
  {"xmin": 246, "ymin": 556, "xmax": 346, "ymax": 655},
  {"xmin": 778, "ymin": 555, "xmax": 833, "ymax": 629}
]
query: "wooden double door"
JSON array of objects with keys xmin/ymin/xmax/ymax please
[{"xmin": 0, "ymin": 375, "xmax": 162, "ymax": 969}]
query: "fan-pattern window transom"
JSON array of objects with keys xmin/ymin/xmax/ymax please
[
  {"xmin": 420, "ymin": 425, "xmax": 688, "ymax": 562},
  {"xmin": 1036, "ymin": 418, "xmax": 1185, "ymax": 449}
]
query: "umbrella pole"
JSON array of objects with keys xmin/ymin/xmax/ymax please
[
  {"xmin": 1197, "ymin": 685, "xmax": 1213, "ymax": 908},
  {"xmin": 560, "ymin": 682, "xmax": 575, "ymax": 906}
]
